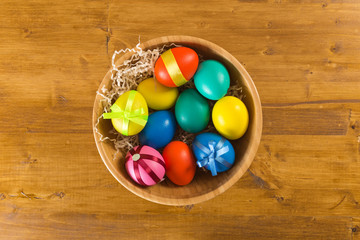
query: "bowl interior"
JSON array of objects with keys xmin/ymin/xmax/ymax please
[{"xmin": 93, "ymin": 36, "xmax": 262, "ymax": 205}]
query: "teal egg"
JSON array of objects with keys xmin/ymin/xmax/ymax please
[
  {"xmin": 175, "ymin": 89, "xmax": 210, "ymax": 133},
  {"xmin": 194, "ymin": 60, "xmax": 230, "ymax": 100}
]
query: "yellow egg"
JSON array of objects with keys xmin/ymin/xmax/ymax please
[
  {"xmin": 137, "ymin": 78, "xmax": 179, "ymax": 110},
  {"xmin": 110, "ymin": 90, "xmax": 148, "ymax": 136},
  {"xmin": 212, "ymin": 96, "xmax": 249, "ymax": 140}
]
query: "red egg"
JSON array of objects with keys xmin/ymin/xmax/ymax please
[
  {"xmin": 162, "ymin": 141, "xmax": 196, "ymax": 185},
  {"xmin": 154, "ymin": 47, "xmax": 199, "ymax": 88}
]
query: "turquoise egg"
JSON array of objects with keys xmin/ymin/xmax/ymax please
[
  {"xmin": 194, "ymin": 60, "xmax": 230, "ymax": 100},
  {"xmin": 175, "ymin": 89, "xmax": 210, "ymax": 133}
]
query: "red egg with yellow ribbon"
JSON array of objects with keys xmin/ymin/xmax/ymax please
[{"xmin": 154, "ymin": 47, "xmax": 199, "ymax": 87}]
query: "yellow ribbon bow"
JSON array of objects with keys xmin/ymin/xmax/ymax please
[{"xmin": 103, "ymin": 91, "xmax": 148, "ymax": 136}]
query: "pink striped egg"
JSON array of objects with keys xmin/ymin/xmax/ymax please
[{"xmin": 125, "ymin": 145, "xmax": 166, "ymax": 186}]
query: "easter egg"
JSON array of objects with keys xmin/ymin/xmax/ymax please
[
  {"xmin": 103, "ymin": 90, "xmax": 148, "ymax": 136},
  {"xmin": 125, "ymin": 145, "xmax": 166, "ymax": 186},
  {"xmin": 194, "ymin": 60, "xmax": 230, "ymax": 100},
  {"xmin": 212, "ymin": 96, "xmax": 249, "ymax": 140},
  {"xmin": 162, "ymin": 141, "xmax": 196, "ymax": 186},
  {"xmin": 139, "ymin": 111, "xmax": 176, "ymax": 149},
  {"xmin": 192, "ymin": 132, "xmax": 235, "ymax": 176},
  {"xmin": 137, "ymin": 77, "xmax": 179, "ymax": 110},
  {"xmin": 154, "ymin": 47, "xmax": 199, "ymax": 87},
  {"xmin": 175, "ymin": 89, "xmax": 210, "ymax": 133}
]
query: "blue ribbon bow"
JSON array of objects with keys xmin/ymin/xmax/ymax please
[{"xmin": 194, "ymin": 138, "xmax": 232, "ymax": 176}]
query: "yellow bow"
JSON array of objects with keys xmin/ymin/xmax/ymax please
[{"xmin": 103, "ymin": 91, "xmax": 148, "ymax": 136}]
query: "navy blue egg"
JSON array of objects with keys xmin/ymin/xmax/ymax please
[
  {"xmin": 192, "ymin": 132, "xmax": 235, "ymax": 176},
  {"xmin": 139, "ymin": 110, "xmax": 176, "ymax": 149}
]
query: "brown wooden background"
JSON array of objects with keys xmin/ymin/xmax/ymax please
[{"xmin": 1, "ymin": 0, "xmax": 360, "ymax": 239}]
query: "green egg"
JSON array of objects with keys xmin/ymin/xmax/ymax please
[
  {"xmin": 175, "ymin": 89, "xmax": 210, "ymax": 133},
  {"xmin": 194, "ymin": 60, "xmax": 230, "ymax": 100}
]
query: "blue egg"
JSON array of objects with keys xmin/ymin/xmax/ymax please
[
  {"xmin": 192, "ymin": 132, "xmax": 235, "ymax": 176},
  {"xmin": 139, "ymin": 110, "xmax": 176, "ymax": 149}
]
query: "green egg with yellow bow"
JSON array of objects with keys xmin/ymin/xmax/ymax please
[{"xmin": 103, "ymin": 90, "xmax": 148, "ymax": 136}]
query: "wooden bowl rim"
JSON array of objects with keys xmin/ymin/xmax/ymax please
[{"xmin": 93, "ymin": 35, "xmax": 263, "ymax": 205}]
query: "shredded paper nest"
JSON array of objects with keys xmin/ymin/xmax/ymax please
[{"xmin": 94, "ymin": 40, "xmax": 243, "ymax": 160}]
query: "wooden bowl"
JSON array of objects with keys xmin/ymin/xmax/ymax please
[{"xmin": 93, "ymin": 36, "xmax": 262, "ymax": 205}]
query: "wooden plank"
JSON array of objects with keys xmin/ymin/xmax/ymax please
[
  {"xmin": 0, "ymin": 0, "xmax": 108, "ymax": 28},
  {"xmin": 108, "ymin": 1, "xmax": 360, "ymax": 31},
  {"xmin": 257, "ymin": 82, "xmax": 360, "ymax": 105},
  {"xmin": 0, "ymin": 211, "xmax": 352, "ymax": 240},
  {"xmin": 250, "ymin": 134, "xmax": 360, "ymax": 188},
  {"xmin": 262, "ymin": 107, "xmax": 350, "ymax": 135},
  {"xmin": 0, "ymin": 54, "xmax": 108, "ymax": 105},
  {"xmin": 0, "ymin": 28, "xmax": 108, "ymax": 55},
  {"xmin": 244, "ymin": 55, "xmax": 360, "ymax": 83},
  {"xmin": 351, "ymin": 218, "xmax": 360, "ymax": 240}
]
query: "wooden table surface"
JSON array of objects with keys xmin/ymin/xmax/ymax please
[{"xmin": 1, "ymin": 0, "xmax": 360, "ymax": 239}]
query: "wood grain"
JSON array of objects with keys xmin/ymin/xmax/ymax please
[
  {"xmin": 263, "ymin": 108, "xmax": 350, "ymax": 135},
  {"xmin": 0, "ymin": 0, "xmax": 360, "ymax": 239}
]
